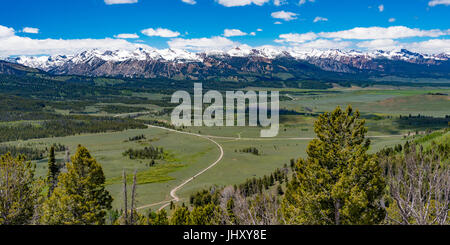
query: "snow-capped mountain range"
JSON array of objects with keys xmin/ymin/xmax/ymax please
[{"xmin": 5, "ymin": 46, "xmax": 450, "ymax": 80}]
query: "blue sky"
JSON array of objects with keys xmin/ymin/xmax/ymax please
[{"xmin": 0, "ymin": 0, "xmax": 449, "ymax": 56}]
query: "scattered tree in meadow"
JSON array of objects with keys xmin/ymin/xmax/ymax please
[
  {"xmin": 40, "ymin": 145, "xmax": 113, "ymax": 225},
  {"xmin": 123, "ymin": 146, "xmax": 165, "ymax": 160},
  {"xmin": 282, "ymin": 106, "xmax": 386, "ymax": 225}
]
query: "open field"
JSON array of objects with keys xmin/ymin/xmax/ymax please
[{"xmin": 1, "ymin": 87, "xmax": 448, "ymax": 211}]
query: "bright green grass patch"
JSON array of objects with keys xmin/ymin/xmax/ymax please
[
  {"xmin": 415, "ymin": 131, "xmax": 445, "ymax": 144},
  {"xmin": 416, "ymin": 130, "xmax": 450, "ymax": 151},
  {"xmin": 106, "ymin": 163, "xmax": 186, "ymax": 185}
]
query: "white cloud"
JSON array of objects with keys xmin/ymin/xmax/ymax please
[
  {"xmin": 319, "ymin": 26, "xmax": 447, "ymax": 40},
  {"xmin": 357, "ymin": 39, "xmax": 399, "ymax": 50},
  {"xmin": 0, "ymin": 35, "xmax": 148, "ymax": 57},
  {"xmin": 292, "ymin": 39, "xmax": 352, "ymax": 50},
  {"xmin": 114, "ymin": 33, "xmax": 139, "ymax": 39},
  {"xmin": 388, "ymin": 18, "xmax": 396, "ymax": 23},
  {"xmin": 313, "ymin": 16, "xmax": 328, "ymax": 23},
  {"xmin": 274, "ymin": 0, "xmax": 287, "ymax": 6},
  {"xmin": 104, "ymin": 0, "xmax": 138, "ymax": 5},
  {"xmin": 182, "ymin": 0, "xmax": 197, "ymax": 4},
  {"xmin": 216, "ymin": 0, "xmax": 270, "ymax": 7},
  {"xmin": 274, "ymin": 21, "xmax": 282, "ymax": 24},
  {"xmin": 299, "ymin": 0, "xmax": 314, "ymax": 5},
  {"xmin": 22, "ymin": 27, "xmax": 39, "ymax": 34},
  {"xmin": 250, "ymin": 32, "xmax": 256, "ymax": 36},
  {"xmin": 428, "ymin": 0, "xmax": 450, "ymax": 6},
  {"xmin": 271, "ymin": 11, "xmax": 298, "ymax": 21},
  {"xmin": 378, "ymin": 4, "xmax": 384, "ymax": 12},
  {"xmin": 141, "ymin": 28, "xmax": 180, "ymax": 38},
  {"xmin": 167, "ymin": 36, "xmax": 238, "ymax": 51},
  {"xmin": 357, "ymin": 38, "xmax": 450, "ymax": 54},
  {"xmin": 406, "ymin": 39, "xmax": 450, "ymax": 54},
  {"xmin": 276, "ymin": 26, "xmax": 450, "ymax": 54},
  {"xmin": 223, "ymin": 29, "xmax": 247, "ymax": 37},
  {"xmin": 275, "ymin": 32, "xmax": 318, "ymax": 43},
  {"xmin": 257, "ymin": 28, "xmax": 263, "ymax": 32},
  {"xmin": 0, "ymin": 25, "xmax": 15, "ymax": 38}
]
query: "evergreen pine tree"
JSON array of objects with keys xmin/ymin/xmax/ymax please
[
  {"xmin": 41, "ymin": 145, "xmax": 113, "ymax": 225},
  {"xmin": 170, "ymin": 206, "xmax": 190, "ymax": 225},
  {"xmin": 47, "ymin": 146, "xmax": 59, "ymax": 196},
  {"xmin": 282, "ymin": 106, "xmax": 386, "ymax": 225},
  {"xmin": 189, "ymin": 203, "xmax": 221, "ymax": 225},
  {"xmin": 153, "ymin": 209, "xmax": 169, "ymax": 225}
]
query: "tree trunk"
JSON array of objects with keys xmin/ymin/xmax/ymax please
[
  {"xmin": 122, "ymin": 170, "xmax": 128, "ymax": 225},
  {"xmin": 335, "ymin": 199, "xmax": 341, "ymax": 225},
  {"xmin": 130, "ymin": 170, "xmax": 137, "ymax": 224}
]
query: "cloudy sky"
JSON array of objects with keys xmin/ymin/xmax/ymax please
[{"xmin": 0, "ymin": 0, "xmax": 449, "ymax": 56}]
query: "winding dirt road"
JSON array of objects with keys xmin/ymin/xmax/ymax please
[{"xmin": 137, "ymin": 125, "xmax": 224, "ymax": 211}]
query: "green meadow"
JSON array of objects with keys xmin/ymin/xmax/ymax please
[{"xmin": 1, "ymin": 87, "xmax": 448, "ymax": 211}]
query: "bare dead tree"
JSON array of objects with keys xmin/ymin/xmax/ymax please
[
  {"xmin": 219, "ymin": 186, "xmax": 282, "ymax": 225},
  {"xmin": 130, "ymin": 169, "xmax": 137, "ymax": 224},
  {"xmin": 120, "ymin": 169, "xmax": 139, "ymax": 225},
  {"xmin": 122, "ymin": 170, "xmax": 128, "ymax": 224},
  {"xmin": 64, "ymin": 148, "xmax": 70, "ymax": 164},
  {"xmin": 386, "ymin": 144, "xmax": 450, "ymax": 225},
  {"xmin": 245, "ymin": 192, "xmax": 282, "ymax": 225}
]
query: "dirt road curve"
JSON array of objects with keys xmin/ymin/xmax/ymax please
[{"xmin": 137, "ymin": 125, "xmax": 224, "ymax": 211}]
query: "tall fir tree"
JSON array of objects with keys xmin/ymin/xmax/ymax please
[
  {"xmin": 170, "ymin": 205, "xmax": 191, "ymax": 225},
  {"xmin": 47, "ymin": 146, "xmax": 59, "ymax": 196},
  {"xmin": 40, "ymin": 145, "xmax": 113, "ymax": 225},
  {"xmin": 282, "ymin": 106, "xmax": 386, "ymax": 225}
]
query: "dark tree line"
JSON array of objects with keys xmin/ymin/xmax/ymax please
[
  {"xmin": 397, "ymin": 114, "xmax": 450, "ymax": 128},
  {"xmin": 238, "ymin": 147, "xmax": 260, "ymax": 156},
  {"xmin": 100, "ymin": 105, "xmax": 148, "ymax": 114},
  {"xmin": 123, "ymin": 146, "xmax": 165, "ymax": 160},
  {"xmin": 47, "ymin": 143, "xmax": 67, "ymax": 152},
  {"xmin": 0, "ymin": 116, "xmax": 147, "ymax": 143},
  {"xmin": 0, "ymin": 145, "xmax": 46, "ymax": 161},
  {"xmin": 127, "ymin": 134, "xmax": 146, "ymax": 142}
]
